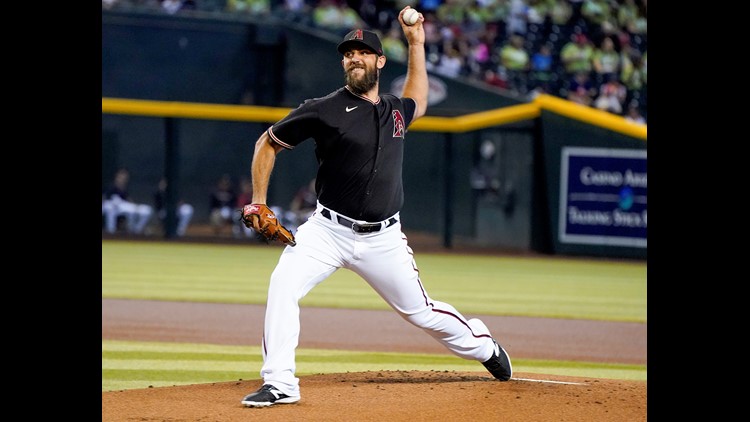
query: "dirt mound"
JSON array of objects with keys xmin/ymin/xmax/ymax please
[{"xmin": 101, "ymin": 370, "xmax": 646, "ymax": 421}]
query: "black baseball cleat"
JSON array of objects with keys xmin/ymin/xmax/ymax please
[
  {"xmin": 482, "ymin": 338, "xmax": 513, "ymax": 381},
  {"xmin": 241, "ymin": 384, "xmax": 300, "ymax": 407}
]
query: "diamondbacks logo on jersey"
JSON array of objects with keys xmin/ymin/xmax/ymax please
[{"xmin": 392, "ymin": 110, "xmax": 405, "ymax": 138}]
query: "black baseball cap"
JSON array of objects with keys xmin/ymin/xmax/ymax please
[{"xmin": 337, "ymin": 29, "xmax": 383, "ymax": 56}]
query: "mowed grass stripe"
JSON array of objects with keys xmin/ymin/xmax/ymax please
[
  {"xmin": 103, "ymin": 241, "xmax": 646, "ymax": 322},
  {"xmin": 103, "ymin": 351, "xmax": 259, "ymax": 362},
  {"xmin": 103, "ymin": 340, "xmax": 249, "ymax": 353},
  {"xmin": 101, "ymin": 340, "xmax": 646, "ymax": 392},
  {"xmin": 102, "ymin": 369, "xmax": 250, "ymax": 388},
  {"xmin": 103, "ymin": 359, "xmax": 257, "ymax": 371}
]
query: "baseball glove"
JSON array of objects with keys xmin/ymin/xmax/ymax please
[{"xmin": 241, "ymin": 203, "xmax": 297, "ymax": 246}]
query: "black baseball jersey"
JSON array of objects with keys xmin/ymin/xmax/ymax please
[{"xmin": 268, "ymin": 86, "xmax": 417, "ymax": 222}]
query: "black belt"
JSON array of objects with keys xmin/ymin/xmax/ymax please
[{"xmin": 320, "ymin": 208, "xmax": 397, "ymax": 233}]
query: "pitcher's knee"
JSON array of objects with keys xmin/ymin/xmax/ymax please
[{"xmin": 402, "ymin": 307, "xmax": 445, "ymax": 331}]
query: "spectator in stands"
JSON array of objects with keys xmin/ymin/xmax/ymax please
[
  {"xmin": 619, "ymin": 45, "xmax": 645, "ymax": 105},
  {"xmin": 483, "ymin": 68, "xmax": 508, "ymax": 90},
  {"xmin": 227, "ymin": 0, "xmax": 271, "ymax": 16},
  {"xmin": 527, "ymin": 81, "xmax": 551, "ymax": 100},
  {"xmin": 617, "ymin": 0, "xmax": 640, "ymax": 33},
  {"xmin": 626, "ymin": 0, "xmax": 647, "ymax": 35},
  {"xmin": 568, "ymin": 0, "xmax": 586, "ymax": 25},
  {"xmin": 506, "ymin": 0, "xmax": 528, "ymax": 36},
  {"xmin": 102, "ymin": 0, "xmax": 120, "ymax": 9},
  {"xmin": 102, "ymin": 0, "xmax": 646, "ymax": 115},
  {"xmin": 289, "ymin": 178, "xmax": 318, "ymax": 228},
  {"xmin": 235, "ymin": 177, "xmax": 253, "ymax": 215},
  {"xmin": 640, "ymin": 49, "xmax": 646, "ymax": 84},
  {"xmin": 161, "ymin": 0, "xmax": 184, "ymax": 14},
  {"xmin": 566, "ymin": 71, "xmax": 597, "ymax": 106},
  {"xmin": 466, "ymin": 32, "xmax": 494, "ymax": 77},
  {"xmin": 312, "ymin": 0, "xmax": 365, "ymax": 36},
  {"xmin": 434, "ymin": 46, "xmax": 465, "ymax": 78},
  {"xmin": 624, "ymin": 102, "xmax": 646, "ymax": 124},
  {"xmin": 525, "ymin": 0, "xmax": 550, "ymax": 28},
  {"xmin": 336, "ymin": 0, "xmax": 367, "ymax": 32},
  {"xmin": 422, "ymin": 10, "xmax": 443, "ymax": 68},
  {"xmin": 529, "ymin": 42, "xmax": 554, "ymax": 92},
  {"xmin": 549, "ymin": 0, "xmax": 573, "ymax": 27},
  {"xmin": 484, "ymin": 1, "xmax": 510, "ymax": 37},
  {"xmin": 353, "ymin": 0, "xmax": 380, "ymax": 28},
  {"xmin": 272, "ymin": 0, "xmax": 312, "ymax": 24},
  {"xmin": 381, "ymin": 26, "xmax": 408, "ymax": 62},
  {"xmin": 234, "ymin": 177, "xmax": 256, "ymax": 238},
  {"xmin": 209, "ymin": 174, "xmax": 238, "ymax": 236},
  {"xmin": 593, "ymin": 76, "xmax": 626, "ymax": 114},
  {"xmin": 581, "ymin": 0, "xmax": 613, "ymax": 36},
  {"xmin": 436, "ymin": 0, "xmax": 465, "ymax": 26},
  {"xmin": 102, "ymin": 168, "xmax": 153, "ymax": 235},
  {"xmin": 464, "ymin": 0, "xmax": 493, "ymax": 37},
  {"xmin": 154, "ymin": 177, "xmax": 194, "ymax": 237},
  {"xmin": 560, "ymin": 33, "xmax": 594, "ymax": 77},
  {"xmin": 419, "ymin": 0, "xmax": 444, "ymax": 14},
  {"xmin": 499, "ymin": 33, "xmax": 530, "ymax": 95},
  {"xmin": 591, "ymin": 36, "xmax": 620, "ymax": 86}
]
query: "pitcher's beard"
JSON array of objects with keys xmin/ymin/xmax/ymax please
[{"xmin": 345, "ymin": 67, "xmax": 379, "ymax": 95}]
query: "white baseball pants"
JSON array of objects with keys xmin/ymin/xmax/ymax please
[{"xmin": 258, "ymin": 203, "xmax": 498, "ymax": 397}]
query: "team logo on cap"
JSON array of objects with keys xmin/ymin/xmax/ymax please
[
  {"xmin": 352, "ymin": 29, "xmax": 363, "ymax": 41},
  {"xmin": 392, "ymin": 110, "xmax": 405, "ymax": 138}
]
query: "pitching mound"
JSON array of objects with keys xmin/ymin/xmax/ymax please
[{"xmin": 101, "ymin": 370, "xmax": 646, "ymax": 421}]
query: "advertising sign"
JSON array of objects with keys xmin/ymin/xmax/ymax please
[{"xmin": 559, "ymin": 147, "xmax": 647, "ymax": 248}]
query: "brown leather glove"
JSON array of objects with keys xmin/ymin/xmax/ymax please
[{"xmin": 241, "ymin": 203, "xmax": 297, "ymax": 246}]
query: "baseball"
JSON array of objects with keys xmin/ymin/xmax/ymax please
[{"xmin": 403, "ymin": 8, "xmax": 419, "ymax": 26}]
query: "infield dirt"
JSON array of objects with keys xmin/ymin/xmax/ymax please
[{"xmin": 102, "ymin": 298, "xmax": 646, "ymax": 421}]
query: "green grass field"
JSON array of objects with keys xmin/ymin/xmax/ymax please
[
  {"xmin": 102, "ymin": 340, "xmax": 646, "ymax": 391},
  {"xmin": 102, "ymin": 240, "xmax": 647, "ymax": 391},
  {"xmin": 102, "ymin": 241, "xmax": 646, "ymax": 322}
]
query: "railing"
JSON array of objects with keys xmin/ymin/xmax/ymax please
[{"xmin": 102, "ymin": 94, "xmax": 646, "ymax": 139}]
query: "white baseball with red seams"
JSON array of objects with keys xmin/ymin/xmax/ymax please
[{"xmin": 403, "ymin": 8, "xmax": 419, "ymax": 25}]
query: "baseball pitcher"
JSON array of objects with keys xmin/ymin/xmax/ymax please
[{"xmin": 239, "ymin": 6, "xmax": 512, "ymax": 407}]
